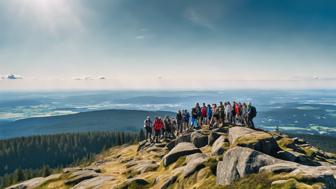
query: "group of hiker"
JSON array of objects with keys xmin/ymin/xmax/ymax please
[{"xmin": 144, "ymin": 101, "xmax": 257, "ymax": 143}]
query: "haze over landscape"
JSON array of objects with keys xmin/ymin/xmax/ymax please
[
  {"xmin": 1, "ymin": 1, "xmax": 336, "ymax": 189},
  {"xmin": 1, "ymin": 0, "xmax": 336, "ymax": 90}
]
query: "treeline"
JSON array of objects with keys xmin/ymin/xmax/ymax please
[
  {"xmin": 286, "ymin": 133, "xmax": 336, "ymax": 153},
  {"xmin": 0, "ymin": 131, "xmax": 139, "ymax": 188}
]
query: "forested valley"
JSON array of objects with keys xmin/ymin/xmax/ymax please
[{"xmin": 0, "ymin": 131, "xmax": 139, "ymax": 188}]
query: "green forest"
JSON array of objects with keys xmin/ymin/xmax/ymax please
[{"xmin": 0, "ymin": 131, "xmax": 139, "ymax": 188}]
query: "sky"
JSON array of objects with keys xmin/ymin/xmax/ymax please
[{"xmin": 0, "ymin": 0, "xmax": 336, "ymax": 90}]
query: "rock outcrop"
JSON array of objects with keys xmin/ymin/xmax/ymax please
[
  {"xmin": 6, "ymin": 174, "xmax": 61, "ymax": 189},
  {"xmin": 229, "ymin": 127, "xmax": 280, "ymax": 156},
  {"xmin": 191, "ymin": 131, "xmax": 209, "ymax": 148},
  {"xmin": 7, "ymin": 125, "xmax": 336, "ymax": 189},
  {"xmin": 211, "ymin": 135, "xmax": 227, "ymax": 156},
  {"xmin": 163, "ymin": 142, "xmax": 201, "ymax": 166},
  {"xmin": 71, "ymin": 175, "xmax": 115, "ymax": 189},
  {"xmin": 64, "ymin": 169, "xmax": 100, "ymax": 185},
  {"xmin": 216, "ymin": 146, "xmax": 284, "ymax": 185}
]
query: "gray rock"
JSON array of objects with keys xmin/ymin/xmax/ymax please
[
  {"xmin": 191, "ymin": 132, "xmax": 208, "ymax": 148},
  {"xmin": 127, "ymin": 162, "xmax": 159, "ymax": 174},
  {"xmin": 118, "ymin": 178, "xmax": 149, "ymax": 189},
  {"xmin": 137, "ymin": 140, "xmax": 150, "ymax": 151},
  {"xmin": 146, "ymin": 146, "xmax": 163, "ymax": 153},
  {"xmin": 155, "ymin": 143, "xmax": 167, "ymax": 148},
  {"xmin": 176, "ymin": 134, "xmax": 191, "ymax": 144},
  {"xmin": 183, "ymin": 153, "xmax": 208, "ymax": 177},
  {"xmin": 163, "ymin": 142, "xmax": 201, "ymax": 166},
  {"xmin": 228, "ymin": 126, "xmax": 279, "ymax": 156},
  {"xmin": 211, "ymin": 136, "xmax": 226, "ymax": 156},
  {"xmin": 71, "ymin": 176, "xmax": 115, "ymax": 189},
  {"xmin": 160, "ymin": 175, "xmax": 178, "ymax": 189},
  {"xmin": 6, "ymin": 174, "xmax": 61, "ymax": 189},
  {"xmin": 64, "ymin": 170, "xmax": 100, "ymax": 185},
  {"xmin": 216, "ymin": 146, "xmax": 284, "ymax": 185},
  {"xmin": 277, "ymin": 151, "xmax": 320, "ymax": 166},
  {"xmin": 277, "ymin": 150, "xmax": 298, "ymax": 162},
  {"xmin": 208, "ymin": 131, "xmax": 221, "ymax": 145},
  {"xmin": 228, "ymin": 127, "xmax": 256, "ymax": 144},
  {"xmin": 287, "ymin": 166, "xmax": 336, "ymax": 189},
  {"xmin": 213, "ymin": 127, "xmax": 228, "ymax": 133},
  {"xmin": 166, "ymin": 140, "xmax": 176, "ymax": 150},
  {"xmin": 185, "ymin": 153, "xmax": 207, "ymax": 162},
  {"xmin": 259, "ymin": 163, "xmax": 299, "ymax": 174},
  {"xmin": 63, "ymin": 167, "xmax": 82, "ymax": 173}
]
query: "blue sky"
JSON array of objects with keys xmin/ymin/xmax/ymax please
[{"xmin": 0, "ymin": 0, "xmax": 336, "ymax": 90}]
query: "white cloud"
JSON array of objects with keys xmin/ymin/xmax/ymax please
[
  {"xmin": 1, "ymin": 74, "xmax": 23, "ymax": 80},
  {"xmin": 136, "ymin": 35, "xmax": 145, "ymax": 39}
]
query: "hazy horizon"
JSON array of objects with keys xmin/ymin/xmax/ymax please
[{"xmin": 1, "ymin": 0, "xmax": 336, "ymax": 90}]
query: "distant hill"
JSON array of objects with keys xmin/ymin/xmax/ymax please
[{"xmin": 0, "ymin": 109, "xmax": 175, "ymax": 139}]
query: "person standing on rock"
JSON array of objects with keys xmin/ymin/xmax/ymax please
[
  {"xmin": 232, "ymin": 101, "xmax": 237, "ymax": 124},
  {"xmin": 195, "ymin": 103, "xmax": 202, "ymax": 127},
  {"xmin": 163, "ymin": 116, "xmax": 170, "ymax": 139},
  {"xmin": 201, "ymin": 103, "xmax": 207, "ymax": 126},
  {"xmin": 176, "ymin": 110, "xmax": 183, "ymax": 136},
  {"xmin": 144, "ymin": 116, "xmax": 153, "ymax": 142},
  {"xmin": 218, "ymin": 101, "xmax": 225, "ymax": 125},
  {"xmin": 212, "ymin": 104, "xmax": 219, "ymax": 125},
  {"xmin": 247, "ymin": 102, "xmax": 257, "ymax": 128},
  {"xmin": 207, "ymin": 104, "xmax": 212, "ymax": 125},
  {"xmin": 225, "ymin": 102, "xmax": 232, "ymax": 124},
  {"xmin": 183, "ymin": 110, "xmax": 190, "ymax": 132},
  {"xmin": 153, "ymin": 117, "xmax": 163, "ymax": 143},
  {"xmin": 191, "ymin": 107, "xmax": 199, "ymax": 129},
  {"xmin": 241, "ymin": 103, "xmax": 248, "ymax": 126},
  {"xmin": 234, "ymin": 102, "xmax": 241, "ymax": 125}
]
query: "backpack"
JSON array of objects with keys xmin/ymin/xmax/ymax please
[{"xmin": 250, "ymin": 106, "xmax": 257, "ymax": 118}]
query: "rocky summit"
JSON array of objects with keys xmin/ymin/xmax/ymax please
[{"xmin": 7, "ymin": 126, "xmax": 336, "ymax": 189}]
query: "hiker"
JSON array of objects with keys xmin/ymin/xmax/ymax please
[
  {"xmin": 195, "ymin": 103, "xmax": 202, "ymax": 127},
  {"xmin": 143, "ymin": 116, "xmax": 152, "ymax": 141},
  {"xmin": 212, "ymin": 104, "xmax": 219, "ymax": 126},
  {"xmin": 176, "ymin": 110, "xmax": 183, "ymax": 136},
  {"xmin": 206, "ymin": 104, "xmax": 212, "ymax": 125},
  {"xmin": 218, "ymin": 101, "xmax": 225, "ymax": 124},
  {"xmin": 153, "ymin": 117, "xmax": 163, "ymax": 143},
  {"xmin": 225, "ymin": 102, "xmax": 232, "ymax": 124},
  {"xmin": 183, "ymin": 110, "xmax": 190, "ymax": 132},
  {"xmin": 201, "ymin": 103, "xmax": 207, "ymax": 125},
  {"xmin": 171, "ymin": 119, "xmax": 177, "ymax": 138},
  {"xmin": 241, "ymin": 103, "xmax": 248, "ymax": 126},
  {"xmin": 247, "ymin": 102, "xmax": 257, "ymax": 128},
  {"xmin": 234, "ymin": 102, "xmax": 241, "ymax": 125},
  {"xmin": 191, "ymin": 107, "xmax": 199, "ymax": 129},
  {"xmin": 164, "ymin": 116, "xmax": 171, "ymax": 138},
  {"xmin": 232, "ymin": 101, "xmax": 237, "ymax": 124}
]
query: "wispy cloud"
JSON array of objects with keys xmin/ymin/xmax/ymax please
[
  {"xmin": 136, "ymin": 35, "xmax": 145, "ymax": 39},
  {"xmin": 73, "ymin": 76, "xmax": 107, "ymax": 80},
  {"xmin": 184, "ymin": 8, "xmax": 215, "ymax": 31}
]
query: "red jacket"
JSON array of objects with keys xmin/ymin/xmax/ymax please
[
  {"xmin": 153, "ymin": 119, "xmax": 163, "ymax": 131},
  {"xmin": 201, "ymin": 106, "xmax": 207, "ymax": 117},
  {"xmin": 235, "ymin": 104, "xmax": 240, "ymax": 114}
]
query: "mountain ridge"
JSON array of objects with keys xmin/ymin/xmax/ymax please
[
  {"xmin": 7, "ymin": 125, "xmax": 336, "ymax": 189},
  {"xmin": 0, "ymin": 109, "xmax": 175, "ymax": 139}
]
